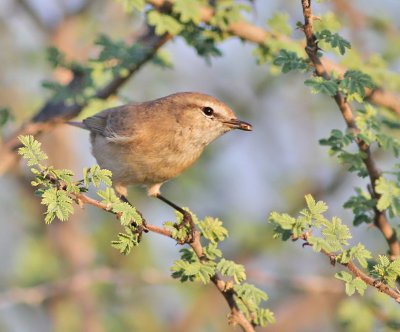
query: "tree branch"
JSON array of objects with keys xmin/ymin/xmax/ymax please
[
  {"xmin": 299, "ymin": 236, "xmax": 400, "ymax": 303},
  {"xmin": 300, "ymin": 0, "xmax": 400, "ymax": 258},
  {"xmin": 76, "ymin": 192, "xmax": 256, "ymax": 332},
  {"xmin": 0, "ymin": 27, "xmax": 170, "ymax": 175}
]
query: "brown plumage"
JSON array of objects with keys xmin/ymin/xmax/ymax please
[{"xmin": 69, "ymin": 92, "xmax": 252, "ymax": 202}]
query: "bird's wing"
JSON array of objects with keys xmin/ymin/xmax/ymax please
[{"xmin": 83, "ymin": 105, "xmax": 137, "ymax": 143}]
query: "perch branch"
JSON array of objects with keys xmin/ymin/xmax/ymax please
[{"xmin": 76, "ymin": 192, "xmax": 256, "ymax": 332}]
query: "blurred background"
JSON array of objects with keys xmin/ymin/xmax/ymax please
[{"xmin": 0, "ymin": 0, "xmax": 400, "ymax": 331}]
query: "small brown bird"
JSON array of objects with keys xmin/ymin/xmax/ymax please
[{"xmin": 69, "ymin": 92, "xmax": 252, "ymax": 216}]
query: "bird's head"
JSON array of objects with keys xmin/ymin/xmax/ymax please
[{"xmin": 159, "ymin": 92, "xmax": 252, "ymax": 145}]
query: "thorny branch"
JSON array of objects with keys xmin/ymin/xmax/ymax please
[
  {"xmin": 76, "ymin": 192, "xmax": 256, "ymax": 332},
  {"xmin": 300, "ymin": 0, "xmax": 400, "ymax": 258},
  {"xmin": 299, "ymin": 234, "xmax": 400, "ymax": 303}
]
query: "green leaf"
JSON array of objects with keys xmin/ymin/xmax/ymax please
[
  {"xmin": 355, "ymin": 105, "xmax": 379, "ymax": 145},
  {"xmin": 304, "ymin": 77, "xmax": 338, "ymax": 96},
  {"xmin": 173, "ymin": 0, "xmax": 202, "ymax": 24},
  {"xmin": 337, "ymin": 243, "xmax": 372, "ymax": 268},
  {"xmin": 372, "ymin": 255, "xmax": 400, "ymax": 287},
  {"xmin": 375, "ymin": 177, "xmax": 400, "ymax": 216},
  {"xmin": 147, "ymin": 11, "xmax": 183, "ymax": 36},
  {"xmin": 321, "ymin": 216, "xmax": 351, "ymax": 250},
  {"xmin": 94, "ymin": 34, "xmax": 150, "ymax": 77},
  {"xmin": 50, "ymin": 168, "xmax": 80, "ymax": 194},
  {"xmin": 256, "ymin": 308, "xmax": 276, "ymax": 326},
  {"xmin": 339, "ymin": 70, "xmax": 375, "ymax": 101},
  {"xmin": 46, "ymin": 47, "xmax": 66, "ymax": 68},
  {"xmin": 335, "ymin": 270, "xmax": 353, "ymax": 283},
  {"xmin": 319, "ymin": 129, "xmax": 354, "ymax": 153},
  {"xmin": 163, "ymin": 221, "xmax": 190, "ymax": 242},
  {"xmin": 111, "ymin": 227, "xmax": 139, "ymax": 255},
  {"xmin": 337, "ymin": 150, "xmax": 368, "ymax": 177},
  {"xmin": 179, "ymin": 248, "xmax": 196, "ymax": 262},
  {"xmin": 171, "ymin": 259, "xmax": 215, "ymax": 284},
  {"xmin": 18, "ymin": 135, "xmax": 48, "ymax": 166},
  {"xmin": 234, "ymin": 283, "xmax": 268, "ymax": 306},
  {"xmin": 83, "ymin": 165, "xmax": 112, "ymax": 187},
  {"xmin": 343, "ymin": 188, "xmax": 375, "ymax": 226},
  {"xmin": 273, "ymin": 49, "xmax": 307, "ymax": 73},
  {"xmin": 269, "ymin": 212, "xmax": 296, "ymax": 230},
  {"xmin": 217, "ymin": 259, "xmax": 246, "ymax": 284},
  {"xmin": 352, "ymin": 244, "xmax": 372, "ymax": 268},
  {"xmin": 305, "ymin": 194, "xmax": 328, "ymax": 215},
  {"xmin": 97, "ymin": 187, "xmax": 120, "ymax": 205},
  {"xmin": 112, "ymin": 201, "xmax": 143, "ymax": 226},
  {"xmin": 350, "ymin": 278, "xmax": 367, "ymax": 296},
  {"xmin": 335, "ymin": 271, "xmax": 367, "ymax": 296},
  {"xmin": 41, "ymin": 188, "xmax": 73, "ymax": 224},
  {"xmin": 198, "ymin": 217, "xmax": 228, "ymax": 243},
  {"xmin": 180, "ymin": 24, "xmax": 222, "ymax": 62},
  {"xmin": 203, "ymin": 242, "xmax": 222, "ymax": 260},
  {"xmin": 315, "ymin": 29, "xmax": 351, "ymax": 55}
]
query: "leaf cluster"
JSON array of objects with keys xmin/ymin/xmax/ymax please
[
  {"xmin": 268, "ymin": 195, "xmax": 400, "ymax": 297},
  {"xmin": 319, "ymin": 128, "xmax": 368, "ymax": 177},
  {"xmin": 43, "ymin": 48, "xmax": 94, "ymax": 105},
  {"xmin": 169, "ymin": 212, "xmax": 274, "ymax": 326},
  {"xmin": 315, "ymin": 29, "xmax": 351, "ymax": 55},
  {"xmin": 273, "ymin": 49, "xmax": 308, "ymax": 73},
  {"xmin": 304, "ymin": 70, "xmax": 375, "ymax": 102},
  {"xmin": 18, "ymin": 135, "xmax": 142, "ymax": 254}
]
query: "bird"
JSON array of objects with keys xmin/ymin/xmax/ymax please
[{"xmin": 69, "ymin": 92, "xmax": 252, "ymax": 224}]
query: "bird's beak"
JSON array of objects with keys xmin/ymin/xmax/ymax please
[{"xmin": 223, "ymin": 118, "xmax": 252, "ymax": 131}]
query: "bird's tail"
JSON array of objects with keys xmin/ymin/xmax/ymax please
[{"xmin": 67, "ymin": 121, "xmax": 88, "ymax": 130}]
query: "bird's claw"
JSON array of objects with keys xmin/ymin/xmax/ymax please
[
  {"xmin": 130, "ymin": 214, "xmax": 148, "ymax": 243},
  {"xmin": 175, "ymin": 211, "xmax": 195, "ymax": 243}
]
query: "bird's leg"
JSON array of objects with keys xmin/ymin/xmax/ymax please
[{"xmin": 156, "ymin": 193, "xmax": 195, "ymax": 242}]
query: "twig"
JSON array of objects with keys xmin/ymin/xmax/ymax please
[
  {"xmin": 76, "ymin": 193, "xmax": 256, "ymax": 332},
  {"xmin": 300, "ymin": 235, "xmax": 400, "ymax": 302},
  {"xmin": 300, "ymin": 0, "xmax": 400, "ymax": 258}
]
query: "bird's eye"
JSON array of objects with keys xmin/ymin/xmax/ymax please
[{"xmin": 202, "ymin": 106, "xmax": 214, "ymax": 117}]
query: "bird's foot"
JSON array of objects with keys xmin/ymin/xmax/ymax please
[
  {"xmin": 130, "ymin": 209, "xmax": 149, "ymax": 243},
  {"xmin": 117, "ymin": 194, "xmax": 149, "ymax": 241},
  {"xmin": 175, "ymin": 210, "xmax": 195, "ymax": 244}
]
